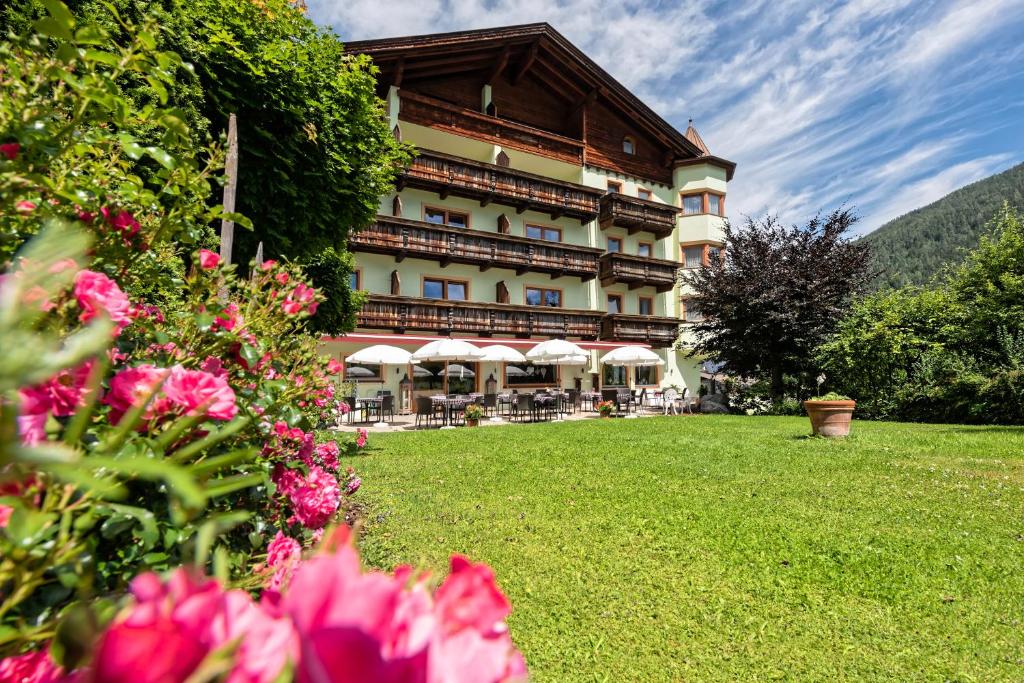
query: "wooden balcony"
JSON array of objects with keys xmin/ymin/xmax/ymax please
[
  {"xmin": 399, "ymin": 150, "xmax": 602, "ymax": 223},
  {"xmin": 598, "ymin": 193, "xmax": 680, "ymax": 239},
  {"xmin": 399, "ymin": 90, "xmax": 585, "ymax": 165},
  {"xmin": 601, "ymin": 314, "xmax": 680, "ymax": 347},
  {"xmin": 598, "ymin": 253, "xmax": 679, "ymax": 292},
  {"xmin": 358, "ymin": 294, "xmax": 602, "ymax": 339},
  {"xmin": 350, "ymin": 216, "xmax": 601, "ymax": 280}
]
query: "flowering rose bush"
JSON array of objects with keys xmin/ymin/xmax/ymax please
[{"xmin": 0, "ymin": 4, "xmax": 524, "ymax": 680}]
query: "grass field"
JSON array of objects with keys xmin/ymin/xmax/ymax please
[{"xmin": 337, "ymin": 416, "xmax": 1024, "ymax": 682}]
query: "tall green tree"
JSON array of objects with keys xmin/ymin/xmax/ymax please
[{"xmin": 680, "ymin": 209, "xmax": 874, "ymax": 399}]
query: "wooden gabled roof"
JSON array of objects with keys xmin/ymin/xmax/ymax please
[{"xmin": 344, "ymin": 23, "xmax": 736, "ymax": 178}]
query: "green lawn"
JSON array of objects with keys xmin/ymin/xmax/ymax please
[{"xmin": 338, "ymin": 416, "xmax": 1024, "ymax": 682}]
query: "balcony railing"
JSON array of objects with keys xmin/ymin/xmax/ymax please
[
  {"xmin": 358, "ymin": 294, "xmax": 602, "ymax": 339},
  {"xmin": 598, "ymin": 193, "xmax": 680, "ymax": 239},
  {"xmin": 350, "ymin": 216, "xmax": 601, "ymax": 280},
  {"xmin": 601, "ymin": 314, "xmax": 680, "ymax": 347},
  {"xmin": 399, "ymin": 150, "xmax": 603, "ymax": 223},
  {"xmin": 598, "ymin": 253, "xmax": 679, "ymax": 292},
  {"xmin": 399, "ymin": 90, "xmax": 585, "ymax": 165}
]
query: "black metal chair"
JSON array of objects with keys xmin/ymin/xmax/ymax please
[
  {"xmin": 565, "ymin": 389, "xmax": 579, "ymax": 415},
  {"xmin": 483, "ymin": 393, "xmax": 498, "ymax": 416},
  {"xmin": 366, "ymin": 394, "xmax": 394, "ymax": 423},
  {"xmin": 345, "ymin": 395, "xmax": 361, "ymax": 423},
  {"xmin": 414, "ymin": 396, "xmax": 440, "ymax": 428},
  {"xmin": 513, "ymin": 393, "xmax": 534, "ymax": 422}
]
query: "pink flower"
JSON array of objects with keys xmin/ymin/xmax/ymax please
[
  {"xmin": 198, "ymin": 249, "xmax": 221, "ymax": 270},
  {"xmin": 0, "ymin": 142, "xmax": 20, "ymax": 161},
  {"xmin": 266, "ymin": 532, "xmax": 302, "ymax": 591},
  {"xmin": 77, "ymin": 209, "xmax": 96, "ymax": 224},
  {"xmin": 0, "ymin": 649, "xmax": 65, "ymax": 683},
  {"xmin": 287, "ymin": 466, "xmax": 340, "ymax": 529},
  {"xmin": 104, "ymin": 364, "xmax": 170, "ymax": 425},
  {"xmin": 162, "ymin": 365, "xmax": 238, "ymax": 421},
  {"xmin": 260, "ymin": 260, "xmax": 277, "ymax": 270},
  {"xmin": 345, "ymin": 476, "xmax": 361, "ymax": 496},
  {"xmin": 200, "ymin": 356, "xmax": 228, "ymax": 378},
  {"xmin": 17, "ymin": 412, "xmax": 47, "ymax": 446},
  {"xmin": 275, "ymin": 272, "xmax": 289, "ymax": 285},
  {"xmin": 73, "ymin": 270, "xmax": 133, "ymax": 332},
  {"xmin": 315, "ymin": 441, "xmax": 340, "ymax": 470},
  {"xmin": 16, "ymin": 200, "xmax": 36, "ymax": 213},
  {"xmin": 89, "ymin": 569, "xmax": 294, "ymax": 683},
  {"xmin": 101, "ymin": 207, "xmax": 140, "ymax": 237},
  {"xmin": 20, "ymin": 359, "xmax": 95, "ymax": 418},
  {"xmin": 212, "ymin": 303, "xmax": 240, "ymax": 331},
  {"xmin": 282, "ymin": 284, "xmax": 316, "ymax": 316},
  {"xmin": 327, "ymin": 359, "xmax": 343, "ymax": 375},
  {"xmin": 356, "ymin": 428, "xmax": 368, "ymax": 449}
]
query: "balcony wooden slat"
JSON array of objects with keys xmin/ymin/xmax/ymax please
[
  {"xmin": 358, "ymin": 294, "xmax": 602, "ymax": 339},
  {"xmin": 598, "ymin": 193, "xmax": 680, "ymax": 239},
  {"xmin": 350, "ymin": 216, "xmax": 602, "ymax": 280},
  {"xmin": 398, "ymin": 90, "xmax": 585, "ymax": 165},
  {"xmin": 400, "ymin": 150, "xmax": 602, "ymax": 223},
  {"xmin": 601, "ymin": 313, "xmax": 680, "ymax": 348},
  {"xmin": 598, "ymin": 252, "xmax": 679, "ymax": 292}
]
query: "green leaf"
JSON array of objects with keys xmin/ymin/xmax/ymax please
[
  {"xmin": 40, "ymin": 0, "xmax": 76, "ymax": 32},
  {"xmin": 239, "ymin": 344, "xmax": 262, "ymax": 368},
  {"xmin": 221, "ymin": 212, "xmax": 254, "ymax": 230},
  {"xmin": 34, "ymin": 17, "xmax": 73, "ymax": 42},
  {"xmin": 145, "ymin": 146, "xmax": 176, "ymax": 169},
  {"xmin": 3, "ymin": 506, "xmax": 58, "ymax": 548},
  {"xmin": 100, "ymin": 503, "xmax": 159, "ymax": 550},
  {"xmin": 74, "ymin": 24, "xmax": 107, "ymax": 45}
]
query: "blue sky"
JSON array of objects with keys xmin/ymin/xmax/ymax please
[{"xmin": 307, "ymin": 0, "xmax": 1024, "ymax": 235}]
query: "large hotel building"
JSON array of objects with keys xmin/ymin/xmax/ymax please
[{"xmin": 322, "ymin": 24, "xmax": 735, "ymax": 405}]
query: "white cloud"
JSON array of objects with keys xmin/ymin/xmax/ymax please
[{"xmin": 307, "ymin": 0, "xmax": 1024, "ymax": 235}]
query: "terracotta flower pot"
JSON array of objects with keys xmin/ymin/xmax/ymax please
[
  {"xmin": 466, "ymin": 418, "xmax": 479, "ymax": 427},
  {"xmin": 803, "ymin": 400, "xmax": 856, "ymax": 437}
]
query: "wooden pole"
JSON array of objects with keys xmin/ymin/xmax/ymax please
[{"xmin": 220, "ymin": 113, "xmax": 239, "ymax": 263}]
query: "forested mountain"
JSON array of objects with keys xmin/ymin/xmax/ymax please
[{"xmin": 862, "ymin": 161, "xmax": 1024, "ymax": 289}]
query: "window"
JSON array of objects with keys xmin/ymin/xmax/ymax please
[
  {"xmin": 637, "ymin": 242, "xmax": 652, "ymax": 258},
  {"xmin": 683, "ymin": 246, "xmax": 705, "ymax": 269},
  {"xmin": 682, "ymin": 193, "xmax": 704, "ymax": 215},
  {"xmin": 441, "ymin": 361, "xmax": 477, "ymax": 395},
  {"xmin": 504, "ymin": 362, "xmax": 559, "ymax": 388},
  {"xmin": 708, "ymin": 246, "xmax": 722, "ymax": 263},
  {"xmin": 635, "ymin": 365, "xmax": 659, "ymax": 386},
  {"xmin": 412, "ymin": 361, "xmax": 445, "ymax": 393},
  {"xmin": 423, "ymin": 206, "xmax": 469, "ymax": 228},
  {"xmin": 349, "ymin": 270, "xmax": 361, "ymax": 291},
  {"xmin": 345, "ymin": 362, "xmax": 381, "ymax": 382},
  {"xmin": 606, "ymin": 180, "xmax": 622, "ymax": 193},
  {"xmin": 607, "ymin": 294, "xmax": 623, "ymax": 314},
  {"xmin": 607, "ymin": 237, "xmax": 622, "ymax": 253},
  {"xmin": 602, "ymin": 365, "xmax": 627, "ymax": 387},
  {"xmin": 637, "ymin": 188, "xmax": 651, "ymax": 200},
  {"xmin": 525, "ymin": 287, "xmax": 562, "ymax": 307},
  {"xmin": 683, "ymin": 299, "xmax": 703, "ymax": 323},
  {"xmin": 638, "ymin": 296, "xmax": 653, "ymax": 315},
  {"xmin": 423, "ymin": 277, "xmax": 468, "ymax": 300},
  {"xmin": 622, "ymin": 136, "xmax": 636, "ymax": 155},
  {"xmin": 526, "ymin": 224, "xmax": 562, "ymax": 242},
  {"xmin": 708, "ymin": 193, "xmax": 723, "ymax": 216}
]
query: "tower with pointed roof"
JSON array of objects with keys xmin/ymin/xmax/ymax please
[{"xmin": 323, "ymin": 24, "xmax": 734, "ymax": 402}]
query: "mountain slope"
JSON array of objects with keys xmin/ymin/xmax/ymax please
[{"xmin": 862, "ymin": 161, "xmax": 1024, "ymax": 289}]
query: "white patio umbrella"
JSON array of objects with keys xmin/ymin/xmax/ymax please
[
  {"xmin": 478, "ymin": 344, "xmax": 527, "ymax": 363},
  {"xmin": 345, "ymin": 345, "xmax": 414, "ymax": 426},
  {"xmin": 525, "ymin": 339, "xmax": 587, "ymax": 362},
  {"xmin": 438, "ymin": 364, "xmax": 476, "ymax": 378},
  {"xmin": 600, "ymin": 346, "xmax": 665, "ymax": 367},
  {"xmin": 599, "ymin": 346, "xmax": 665, "ymax": 419},
  {"xmin": 412, "ymin": 339, "xmax": 486, "ymax": 428},
  {"xmin": 504, "ymin": 366, "xmax": 528, "ymax": 377}
]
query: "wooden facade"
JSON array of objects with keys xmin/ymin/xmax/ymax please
[
  {"xmin": 598, "ymin": 252, "xmax": 679, "ymax": 292},
  {"xmin": 350, "ymin": 215, "xmax": 602, "ymax": 280}
]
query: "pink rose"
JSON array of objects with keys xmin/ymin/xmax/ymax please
[
  {"xmin": 356, "ymin": 428, "xmax": 368, "ymax": 449},
  {"xmin": 287, "ymin": 465, "xmax": 340, "ymax": 530},
  {"xmin": 212, "ymin": 303, "xmax": 240, "ymax": 331},
  {"xmin": 314, "ymin": 441, "xmax": 340, "ymax": 470},
  {"xmin": 101, "ymin": 207, "xmax": 140, "ymax": 237},
  {"xmin": 260, "ymin": 260, "xmax": 277, "ymax": 270},
  {"xmin": 16, "ymin": 200, "xmax": 36, "ymax": 213},
  {"xmin": 345, "ymin": 476, "xmax": 361, "ymax": 496},
  {"xmin": 199, "ymin": 249, "xmax": 221, "ymax": 270},
  {"xmin": 0, "ymin": 648, "xmax": 65, "ymax": 683},
  {"xmin": 327, "ymin": 359, "xmax": 343, "ymax": 375},
  {"xmin": 0, "ymin": 142, "xmax": 20, "ymax": 161},
  {"xmin": 73, "ymin": 270, "xmax": 133, "ymax": 331},
  {"xmin": 266, "ymin": 532, "xmax": 302, "ymax": 591},
  {"xmin": 104, "ymin": 364, "xmax": 170, "ymax": 425},
  {"xmin": 274, "ymin": 272, "xmax": 289, "ymax": 285},
  {"xmin": 162, "ymin": 365, "xmax": 238, "ymax": 421},
  {"xmin": 19, "ymin": 359, "xmax": 95, "ymax": 419},
  {"xmin": 90, "ymin": 569, "xmax": 294, "ymax": 683}
]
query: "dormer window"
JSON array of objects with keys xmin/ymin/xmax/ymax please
[{"xmin": 622, "ymin": 136, "xmax": 636, "ymax": 155}]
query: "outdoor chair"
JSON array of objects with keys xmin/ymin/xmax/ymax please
[
  {"xmin": 483, "ymin": 393, "xmax": 498, "ymax": 416},
  {"xmin": 565, "ymin": 389, "xmax": 579, "ymax": 415},
  {"xmin": 680, "ymin": 388, "xmax": 694, "ymax": 414},
  {"xmin": 513, "ymin": 393, "xmax": 534, "ymax": 422},
  {"xmin": 644, "ymin": 391, "xmax": 662, "ymax": 412},
  {"xmin": 634, "ymin": 388, "xmax": 646, "ymax": 413},
  {"xmin": 366, "ymin": 394, "xmax": 395, "ymax": 423},
  {"xmin": 662, "ymin": 388, "xmax": 679, "ymax": 415},
  {"xmin": 344, "ymin": 395, "xmax": 361, "ymax": 424},
  {"xmin": 414, "ymin": 396, "xmax": 440, "ymax": 429}
]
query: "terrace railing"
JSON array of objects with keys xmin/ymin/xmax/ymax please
[
  {"xmin": 601, "ymin": 313, "xmax": 681, "ymax": 347},
  {"xmin": 598, "ymin": 252, "xmax": 679, "ymax": 292},
  {"xmin": 598, "ymin": 193, "xmax": 680, "ymax": 239}
]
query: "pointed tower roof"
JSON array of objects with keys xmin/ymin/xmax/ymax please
[{"xmin": 684, "ymin": 118, "xmax": 710, "ymax": 156}]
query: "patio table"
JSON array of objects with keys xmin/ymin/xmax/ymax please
[
  {"xmin": 580, "ymin": 391, "xmax": 600, "ymax": 412},
  {"xmin": 430, "ymin": 396, "xmax": 470, "ymax": 426},
  {"xmin": 355, "ymin": 396, "xmax": 382, "ymax": 423}
]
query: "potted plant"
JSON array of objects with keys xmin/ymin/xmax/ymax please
[
  {"xmin": 803, "ymin": 392, "xmax": 856, "ymax": 437},
  {"xmin": 596, "ymin": 400, "xmax": 615, "ymax": 418},
  {"xmin": 464, "ymin": 403, "xmax": 484, "ymax": 427}
]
